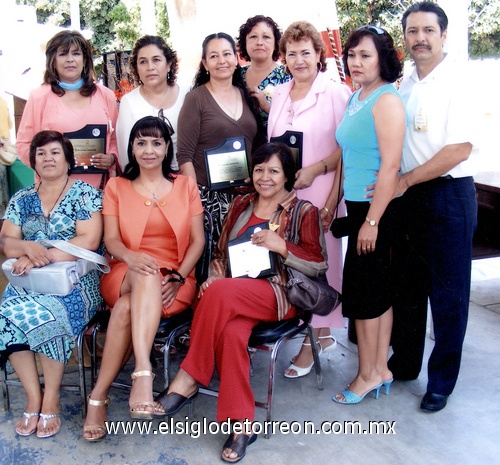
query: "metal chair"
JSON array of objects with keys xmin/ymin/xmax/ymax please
[
  {"xmin": 1, "ymin": 312, "xmax": 100, "ymax": 418},
  {"xmin": 198, "ymin": 310, "xmax": 322, "ymax": 439}
]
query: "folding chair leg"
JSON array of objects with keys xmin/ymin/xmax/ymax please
[
  {"xmin": 75, "ymin": 330, "xmax": 88, "ymax": 418},
  {"xmin": 1, "ymin": 363, "xmax": 10, "ymax": 412},
  {"xmin": 308, "ymin": 325, "xmax": 323, "ymax": 390}
]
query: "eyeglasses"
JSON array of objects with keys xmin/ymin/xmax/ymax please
[
  {"xmin": 158, "ymin": 109, "xmax": 175, "ymax": 136},
  {"xmin": 359, "ymin": 25, "xmax": 385, "ymax": 35}
]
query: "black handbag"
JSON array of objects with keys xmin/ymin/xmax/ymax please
[
  {"xmin": 285, "ymin": 200, "xmax": 341, "ymax": 315},
  {"xmin": 329, "ymin": 157, "xmax": 353, "ymax": 238}
]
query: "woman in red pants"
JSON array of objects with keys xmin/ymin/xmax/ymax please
[{"xmin": 154, "ymin": 142, "xmax": 329, "ymax": 463}]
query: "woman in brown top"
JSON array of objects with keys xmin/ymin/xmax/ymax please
[{"xmin": 176, "ymin": 32, "xmax": 263, "ymax": 244}]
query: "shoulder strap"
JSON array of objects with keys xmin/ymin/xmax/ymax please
[
  {"xmin": 288, "ymin": 199, "xmax": 313, "ymax": 245},
  {"xmin": 39, "ymin": 239, "xmax": 110, "ymax": 273}
]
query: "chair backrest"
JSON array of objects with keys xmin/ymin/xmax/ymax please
[{"xmin": 195, "ymin": 209, "xmax": 213, "ymax": 286}]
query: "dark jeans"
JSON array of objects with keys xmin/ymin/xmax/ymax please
[{"xmin": 390, "ymin": 176, "xmax": 477, "ymax": 394}]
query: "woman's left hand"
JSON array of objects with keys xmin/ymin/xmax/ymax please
[
  {"xmin": 357, "ymin": 222, "xmax": 378, "ymax": 255},
  {"xmin": 251, "ymin": 229, "xmax": 287, "ymax": 256},
  {"xmin": 320, "ymin": 208, "xmax": 333, "ymax": 232},
  {"xmin": 294, "ymin": 165, "xmax": 317, "ymax": 190},
  {"xmin": 161, "ymin": 275, "xmax": 182, "ymax": 308},
  {"xmin": 198, "ymin": 274, "xmax": 224, "ymax": 299},
  {"xmin": 90, "ymin": 152, "xmax": 115, "ymax": 170}
]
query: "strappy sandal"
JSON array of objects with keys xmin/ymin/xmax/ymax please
[
  {"xmin": 15, "ymin": 412, "xmax": 39, "ymax": 436},
  {"xmin": 221, "ymin": 432, "xmax": 258, "ymax": 463},
  {"xmin": 83, "ymin": 396, "xmax": 110, "ymax": 442},
  {"xmin": 36, "ymin": 413, "xmax": 61, "ymax": 438},
  {"xmin": 130, "ymin": 370, "xmax": 155, "ymax": 420}
]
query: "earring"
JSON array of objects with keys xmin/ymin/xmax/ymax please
[
  {"xmin": 317, "ymin": 62, "xmax": 322, "ymax": 71},
  {"xmin": 167, "ymin": 71, "xmax": 172, "ymax": 80}
]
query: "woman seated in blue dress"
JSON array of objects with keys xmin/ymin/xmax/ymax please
[{"xmin": 0, "ymin": 130, "xmax": 103, "ymax": 438}]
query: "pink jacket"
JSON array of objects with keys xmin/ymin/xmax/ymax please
[{"xmin": 16, "ymin": 84, "xmax": 118, "ymax": 168}]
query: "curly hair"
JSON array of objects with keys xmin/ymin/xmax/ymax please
[
  {"xmin": 29, "ymin": 130, "xmax": 75, "ymax": 175},
  {"xmin": 342, "ymin": 26, "xmax": 403, "ymax": 83},
  {"xmin": 279, "ymin": 21, "xmax": 327, "ymax": 73},
  {"xmin": 237, "ymin": 15, "xmax": 282, "ymax": 62},
  {"xmin": 130, "ymin": 35, "xmax": 178, "ymax": 86},
  {"xmin": 44, "ymin": 30, "xmax": 96, "ymax": 97}
]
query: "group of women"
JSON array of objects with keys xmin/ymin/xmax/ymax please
[{"xmin": 0, "ymin": 13, "xmax": 406, "ymax": 464}]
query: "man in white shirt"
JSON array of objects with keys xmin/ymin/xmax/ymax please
[{"xmin": 388, "ymin": 1, "xmax": 478, "ymax": 412}]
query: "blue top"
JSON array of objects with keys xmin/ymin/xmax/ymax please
[{"xmin": 336, "ymin": 83, "xmax": 403, "ymax": 201}]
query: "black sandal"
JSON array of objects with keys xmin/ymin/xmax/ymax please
[{"xmin": 221, "ymin": 432, "xmax": 257, "ymax": 463}]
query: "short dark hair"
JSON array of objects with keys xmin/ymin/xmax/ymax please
[
  {"xmin": 44, "ymin": 30, "xmax": 96, "ymax": 97},
  {"xmin": 342, "ymin": 26, "xmax": 403, "ymax": 83},
  {"xmin": 402, "ymin": 1, "xmax": 448, "ymax": 34},
  {"xmin": 130, "ymin": 35, "xmax": 178, "ymax": 86},
  {"xmin": 29, "ymin": 130, "xmax": 75, "ymax": 174},
  {"xmin": 280, "ymin": 21, "xmax": 327, "ymax": 73},
  {"xmin": 251, "ymin": 142, "xmax": 296, "ymax": 192},
  {"xmin": 122, "ymin": 116, "xmax": 176, "ymax": 181},
  {"xmin": 237, "ymin": 15, "xmax": 282, "ymax": 62}
]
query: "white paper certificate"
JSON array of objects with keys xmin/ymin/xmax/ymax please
[{"xmin": 228, "ymin": 241, "xmax": 272, "ymax": 278}]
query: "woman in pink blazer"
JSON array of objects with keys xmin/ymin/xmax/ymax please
[{"xmin": 268, "ymin": 21, "xmax": 351, "ymax": 378}]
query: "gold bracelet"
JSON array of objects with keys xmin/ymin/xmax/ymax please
[
  {"xmin": 322, "ymin": 207, "xmax": 333, "ymax": 216},
  {"xmin": 322, "ymin": 159, "xmax": 328, "ymax": 175}
]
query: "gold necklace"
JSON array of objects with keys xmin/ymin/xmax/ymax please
[
  {"xmin": 140, "ymin": 178, "xmax": 164, "ymax": 200},
  {"xmin": 37, "ymin": 177, "xmax": 69, "ymax": 219},
  {"xmin": 141, "ymin": 86, "xmax": 170, "ymax": 110},
  {"xmin": 207, "ymin": 83, "xmax": 239, "ymax": 119}
]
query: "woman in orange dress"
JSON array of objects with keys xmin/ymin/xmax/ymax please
[{"xmin": 82, "ymin": 116, "xmax": 205, "ymax": 441}]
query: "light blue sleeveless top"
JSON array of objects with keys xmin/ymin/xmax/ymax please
[{"xmin": 336, "ymin": 83, "xmax": 403, "ymax": 201}]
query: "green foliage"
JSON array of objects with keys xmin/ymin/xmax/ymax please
[
  {"xmin": 155, "ymin": 0, "xmax": 170, "ymax": 40},
  {"xmin": 336, "ymin": 0, "xmax": 412, "ymax": 55},
  {"xmin": 16, "ymin": 0, "xmax": 170, "ymax": 61},
  {"xmin": 336, "ymin": 0, "xmax": 500, "ymax": 59},
  {"xmin": 108, "ymin": 1, "xmax": 141, "ymax": 51},
  {"xmin": 16, "ymin": 0, "xmax": 70, "ymax": 25},
  {"xmin": 469, "ymin": 0, "xmax": 500, "ymax": 58}
]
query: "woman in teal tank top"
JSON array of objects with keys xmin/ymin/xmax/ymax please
[{"xmin": 329, "ymin": 26, "xmax": 405, "ymax": 404}]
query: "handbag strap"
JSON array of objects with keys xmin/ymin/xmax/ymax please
[
  {"xmin": 39, "ymin": 239, "xmax": 110, "ymax": 273},
  {"xmin": 334, "ymin": 156, "xmax": 344, "ymax": 220},
  {"xmin": 288, "ymin": 199, "xmax": 313, "ymax": 245}
]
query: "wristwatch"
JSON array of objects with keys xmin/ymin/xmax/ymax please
[{"xmin": 365, "ymin": 216, "xmax": 378, "ymax": 226}]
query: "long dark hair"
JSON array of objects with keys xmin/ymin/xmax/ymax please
[
  {"xmin": 122, "ymin": 116, "xmax": 176, "ymax": 181},
  {"xmin": 44, "ymin": 30, "xmax": 96, "ymax": 97},
  {"xmin": 29, "ymin": 130, "xmax": 75, "ymax": 175},
  {"xmin": 130, "ymin": 35, "xmax": 178, "ymax": 86},
  {"xmin": 193, "ymin": 32, "xmax": 265, "ymax": 151}
]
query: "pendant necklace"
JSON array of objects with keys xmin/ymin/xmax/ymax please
[
  {"xmin": 37, "ymin": 177, "xmax": 69, "ymax": 219},
  {"xmin": 140, "ymin": 178, "xmax": 164, "ymax": 200},
  {"xmin": 141, "ymin": 86, "xmax": 169, "ymax": 110},
  {"xmin": 207, "ymin": 83, "xmax": 239, "ymax": 119}
]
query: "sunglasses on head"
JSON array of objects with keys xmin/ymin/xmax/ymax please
[
  {"xmin": 158, "ymin": 109, "xmax": 175, "ymax": 136},
  {"xmin": 359, "ymin": 25, "xmax": 385, "ymax": 35}
]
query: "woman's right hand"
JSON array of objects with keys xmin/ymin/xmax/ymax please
[
  {"xmin": 198, "ymin": 274, "xmax": 224, "ymax": 299},
  {"xmin": 23, "ymin": 241, "xmax": 56, "ymax": 267},
  {"xmin": 124, "ymin": 251, "xmax": 160, "ymax": 275}
]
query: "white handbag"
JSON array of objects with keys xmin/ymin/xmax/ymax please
[{"xmin": 1, "ymin": 240, "xmax": 110, "ymax": 296}]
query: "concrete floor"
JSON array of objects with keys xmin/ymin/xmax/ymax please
[{"xmin": 1, "ymin": 257, "xmax": 500, "ymax": 465}]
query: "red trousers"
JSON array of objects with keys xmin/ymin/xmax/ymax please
[{"xmin": 181, "ymin": 278, "xmax": 294, "ymax": 422}]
